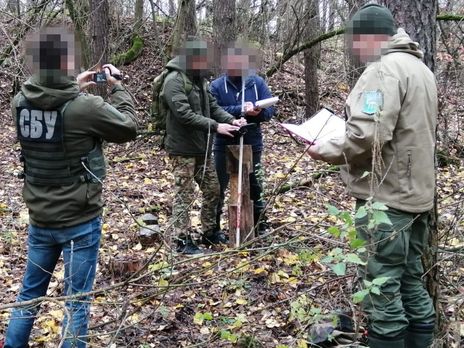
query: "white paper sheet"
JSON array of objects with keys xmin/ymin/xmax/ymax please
[
  {"xmin": 255, "ymin": 96, "xmax": 279, "ymax": 108},
  {"xmin": 281, "ymin": 108, "xmax": 345, "ymax": 143}
]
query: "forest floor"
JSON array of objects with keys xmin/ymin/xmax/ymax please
[{"xmin": 0, "ymin": 26, "xmax": 463, "ymax": 348}]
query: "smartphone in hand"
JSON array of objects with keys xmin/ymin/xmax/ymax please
[{"xmin": 93, "ymin": 72, "xmax": 107, "ymax": 84}]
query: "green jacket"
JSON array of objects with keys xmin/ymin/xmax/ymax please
[
  {"xmin": 317, "ymin": 29, "xmax": 437, "ymax": 213},
  {"xmin": 12, "ymin": 74, "xmax": 138, "ymax": 228},
  {"xmin": 162, "ymin": 57, "xmax": 235, "ymax": 156}
]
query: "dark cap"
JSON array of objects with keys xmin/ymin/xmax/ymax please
[{"xmin": 348, "ymin": 4, "xmax": 396, "ymax": 36}]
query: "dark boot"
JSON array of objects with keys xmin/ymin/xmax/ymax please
[
  {"xmin": 257, "ymin": 219, "xmax": 269, "ymax": 235},
  {"xmin": 254, "ymin": 208, "xmax": 269, "ymax": 235},
  {"xmin": 176, "ymin": 236, "xmax": 202, "ymax": 255},
  {"xmin": 368, "ymin": 332, "xmax": 405, "ymax": 348},
  {"xmin": 215, "ymin": 203, "xmax": 222, "ymax": 232},
  {"xmin": 405, "ymin": 322, "xmax": 434, "ymax": 348},
  {"xmin": 202, "ymin": 230, "xmax": 228, "ymax": 246}
]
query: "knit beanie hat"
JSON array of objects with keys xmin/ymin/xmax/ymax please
[{"xmin": 348, "ymin": 4, "xmax": 396, "ymax": 36}]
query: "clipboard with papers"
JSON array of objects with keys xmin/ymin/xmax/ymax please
[{"xmin": 280, "ymin": 107, "xmax": 346, "ymax": 144}]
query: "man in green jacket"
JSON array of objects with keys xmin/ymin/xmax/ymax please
[
  {"xmin": 4, "ymin": 27, "xmax": 137, "ymax": 348},
  {"xmin": 162, "ymin": 39, "xmax": 245, "ymax": 254},
  {"xmin": 307, "ymin": 5, "xmax": 437, "ymax": 348}
]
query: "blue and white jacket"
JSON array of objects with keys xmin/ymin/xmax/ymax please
[{"xmin": 210, "ymin": 74, "xmax": 275, "ymax": 152}]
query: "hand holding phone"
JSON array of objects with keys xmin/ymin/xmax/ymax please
[
  {"xmin": 102, "ymin": 64, "xmax": 123, "ymax": 85},
  {"xmin": 93, "ymin": 71, "xmax": 107, "ymax": 84},
  {"xmin": 77, "ymin": 70, "xmax": 97, "ymax": 91}
]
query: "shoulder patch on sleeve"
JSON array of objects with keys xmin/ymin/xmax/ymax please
[{"xmin": 362, "ymin": 90, "xmax": 383, "ymax": 115}]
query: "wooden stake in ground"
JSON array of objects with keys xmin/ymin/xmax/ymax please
[{"xmin": 227, "ymin": 143, "xmax": 254, "ymax": 247}]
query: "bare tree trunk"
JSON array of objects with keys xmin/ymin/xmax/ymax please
[
  {"xmin": 321, "ymin": 0, "xmax": 328, "ymax": 32},
  {"xmin": 6, "ymin": 0, "xmax": 20, "ymax": 16},
  {"xmin": 170, "ymin": 0, "xmax": 197, "ymax": 56},
  {"xmin": 248, "ymin": 0, "xmax": 271, "ymax": 46},
  {"xmin": 169, "ymin": 0, "xmax": 176, "ymax": 16},
  {"xmin": 303, "ymin": 0, "xmax": 320, "ymax": 117},
  {"xmin": 134, "ymin": 0, "xmax": 144, "ymax": 34},
  {"xmin": 185, "ymin": 0, "xmax": 197, "ymax": 35},
  {"xmin": 148, "ymin": 0, "xmax": 158, "ymax": 30},
  {"xmin": 204, "ymin": 0, "xmax": 213, "ymax": 22},
  {"xmin": 345, "ymin": 0, "xmax": 368, "ymax": 87},
  {"xmin": 237, "ymin": 0, "xmax": 251, "ymax": 36},
  {"xmin": 90, "ymin": 0, "xmax": 110, "ymax": 96},
  {"xmin": 381, "ymin": 0, "xmax": 438, "ymax": 72},
  {"xmin": 328, "ymin": 1, "xmax": 335, "ymax": 31},
  {"xmin": 65, "ymin": 0, "xmax": 90, "ymax": 68},
  {"xmin": 258, "ymin": 0, "xmax": 270, "ymax": 46},
  {"xmin": 212, "ymin": 0, "xmax": 236, "ymax": 75}
]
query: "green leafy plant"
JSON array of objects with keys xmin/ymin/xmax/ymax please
[
  {"xmin": 0, "ymin": 230, "xmax": 17, "ymax": 244},
  {"xmin": 290, "ymin": 294, "xmax": 337, "ymax": 327},
  {"xmin": 324, "ymin": 200, "xmax": 393, "ymax": 304},
  {"xmin": 193, "ymin": 311, "xmax": 213, "ymax": 325},
  {"xmin": 352, "ymin": 277, "xmax": 390, "ymax": 303},
  {"xmin": 220, "ymin": 329, "xmax": 239, "ymax": 343},
  {"xmin": 321, "ymin": 247, "xmax": 366, "ymax": 276}
]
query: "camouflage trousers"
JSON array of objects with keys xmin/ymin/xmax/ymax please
[{"xmin": 169, "ymin": 155, "xmax": 220, "ymax": 240}]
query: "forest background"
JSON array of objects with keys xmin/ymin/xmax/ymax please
[{"xmin": 0, "ymin": 0, "xmax": 463, "ymax": 347}]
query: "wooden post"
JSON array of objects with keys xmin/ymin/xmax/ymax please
[{"xmin": 227, "ymin": 144, "xmax": 254, "ymax": 247}]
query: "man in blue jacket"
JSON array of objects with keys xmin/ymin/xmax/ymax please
[{"xmin": 210, "ymin": 43, "xmax": 275, "ymax": 234}]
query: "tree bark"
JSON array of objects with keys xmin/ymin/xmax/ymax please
[
  {"xmin": 89, "ymin": 0, "xmax": 110, "ymax": 96},
  {"xmin": 185, "ymin": 0, "xmax": 197, "ymax": 36},
  {"xmin": 239, "ymin": 0, "xmax": 252, "ymax": 31},
  {"xmin": 248, "ymin": 0, "xmax": 271, "ymax": 46},
  {"xmin": 303, "ymin": 0, "xmax": 320, "ymax": 117},
  {"xmin": 381, "ymin": 0, "xmax": 438, "ymax": 72},
  {"xmin": 212, "ymin": 0, "xmax": 236, "ymax": 75},
  {"xmin": 169, "ymin": 0, "xmax": 177, "ymax": 16},
  {"xmin": 65, "ymin": 0, "xmax": 90, "ymax": 68},
  {"xmin": 147, "ymin": 0, "xmax": 158, "ymax": 31},
  {"xmin": 170, "ymin": 0, "xmax": 197, "ymax": 56},
  {"xmin": 345, "ymin": 0, "xmax": 368, "ymax": 87},
  {"xmin": 6, "ymin": 0, "xmax": 20, "ymax": 17},
  {"xmin": 134, "ymin": 0, "xmax": 144, "ymax": 34}
]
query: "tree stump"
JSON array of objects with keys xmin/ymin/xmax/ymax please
[
  {"xmin": 110, "ymin": 256, "xmax": 144, "ymax": 278},
  {"xmin": 227, "ymin": 144, "xmax": 254, "ymax": 247}
]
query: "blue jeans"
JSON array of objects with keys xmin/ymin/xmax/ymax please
[{"xmin": 5, "ymin": 216, "xmax": 102, "ymax": 348}]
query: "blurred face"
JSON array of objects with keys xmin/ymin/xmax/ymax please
[
  {"xmin": 350, "ymin": 34, "xmax": 390, "ymax": 63},
  {"xmin": 25, "ymin": 26, "xmax": 79, "ymax": 76},
  {"xmin": 60, "ymin": 53, "xmax": 75, "ymax": 72},
  {"xmin": 188, "ymin": 54, "xmax": 208, "ymax": 71},
  {"xmin": 224, "ymin": 54, "xmax": 249, "ymax": 77}
]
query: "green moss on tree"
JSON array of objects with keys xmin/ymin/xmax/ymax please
[
  {"xmin": 437, "ymin": 13, "xmax": 464, "ymax": 21},
  {"xmin": 112, "ymin": 35, "xmax": 144, "ymax": 66}
]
